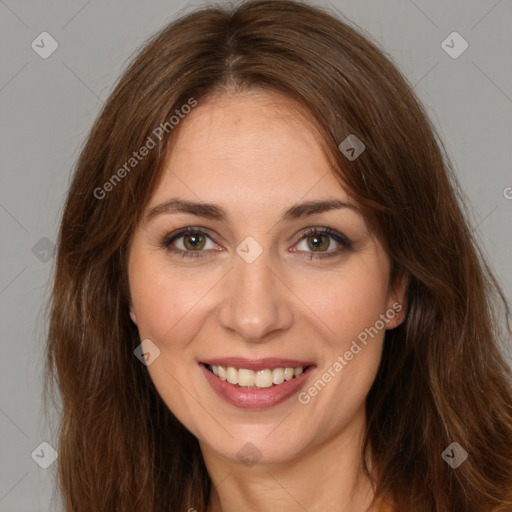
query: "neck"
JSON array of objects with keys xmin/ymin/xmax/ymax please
[{"xmin": 201, "ymin": 406, "xmax": 382, "ymax": 512}]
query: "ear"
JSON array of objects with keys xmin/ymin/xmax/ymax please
[
  {"xmin": 385, "ymin": 268, "xmax": 409, "ymax": 330},
  {"xmin": 129, "ymin": 300, "xmax": 138, "ymax": 326}
]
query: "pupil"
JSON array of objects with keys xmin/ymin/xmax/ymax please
[
  {"xmin": 310, "ymin": 235, "xmax": 327, "ymax": 250},
  {"xmin": 186, "ymin": 233, "xmax": 204, "ymax": 249}
]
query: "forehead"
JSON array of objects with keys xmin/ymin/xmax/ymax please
[{"xmin": 151, "ymin": 91, "xmax": 350, "ymax": 208}]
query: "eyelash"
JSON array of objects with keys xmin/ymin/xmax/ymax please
[{"xmin": 160, "ymin": 226, "xmax": 353, "ymax": 260}]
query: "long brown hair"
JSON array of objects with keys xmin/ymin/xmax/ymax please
[{"xmin": 45, "ymin": 1, "xmax": 512, "ymax": 510}]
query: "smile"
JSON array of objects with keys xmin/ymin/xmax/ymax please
[
  {"xmin": 206, "ymin": 364, "xmax": 306, "ymax": 388},
  {"xmin": 200, "ymin": 358, "xmax": 316, "ymax": 409}
]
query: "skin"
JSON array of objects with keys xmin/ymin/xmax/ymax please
[{"xmin": 127, "ymin": 89, "xmax": 407, "ymax": 512}]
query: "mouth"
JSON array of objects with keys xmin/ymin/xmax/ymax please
[
  {"xmin": 199, "ymin": 358, "xmax": 316, "ymax": 409},
  {"xmin": 204, "ymin": 363, "xmax": 311, "ymax": 388}
]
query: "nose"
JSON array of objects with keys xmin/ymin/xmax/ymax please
[{"xmin": 216, "ymin": 249, "xmax": 294, "ymax": 343}]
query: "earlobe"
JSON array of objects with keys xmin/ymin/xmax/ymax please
[
  {"xmin": 386, "ymin": 270, "xmax": 409, "ymax": 329},
  {"xmin": 129, "ymin": 306, "xmax": 138, "ymax": 326},
  {"xmin": 389, "ymin": 303, "xmax": 404, "ymax": 329}
]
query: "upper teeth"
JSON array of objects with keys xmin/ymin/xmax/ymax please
[{"xmin": 209, "ymin": 365, "xmax": 305, "ymax": 388}]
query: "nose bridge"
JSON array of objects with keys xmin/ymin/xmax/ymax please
[{"xmin": 217, "ymin": 245, "xmax": 293, "ymax": 342}]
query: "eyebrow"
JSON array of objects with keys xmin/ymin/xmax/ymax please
[{"xmin": 145, "ymin": 197, "xmax": 359, "ymax": 224}]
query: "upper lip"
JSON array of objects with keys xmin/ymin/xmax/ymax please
[{"xmin": 200, "ymin": 357, "xmax": 315, "ymax": 370}]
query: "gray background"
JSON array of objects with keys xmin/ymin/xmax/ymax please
[{"xmin": 1, "ymin": 0, "xmax": 511, "ymax": 510}]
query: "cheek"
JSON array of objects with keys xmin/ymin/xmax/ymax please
[
  {"xmin": 297, "ymin": 253, "xmax": 391, "ymax": 349},
  {"xmin": 129, "ymin": 250, "xmax": 216, "ymax": 342},
  {"xmin": 128, "ymin": 249, "xmax": 215, "ymax": 434},
  {"xmin": 292, "ymin": 254, "xmax": 390, "ymax": 416}
]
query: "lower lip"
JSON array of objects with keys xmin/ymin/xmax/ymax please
[{"xmin": 200, "ymin": 364, "xmax": 315, "ymax": 409}]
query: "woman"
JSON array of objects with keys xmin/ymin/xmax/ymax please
[{"xmin": 46, "ymin": 1, "xmax": 512, "ymax": 510}]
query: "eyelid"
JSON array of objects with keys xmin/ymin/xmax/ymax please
[
  {"xmin": 290, "ymin": 226, "xmax": 352, "ymax": 259},
  {"xmin": 291, "ymin": 226, "xmax": 351, "ymax": 248},
  {"xmin": 161, "ymin": 226, "xmax": 222, "ymax": 256}
]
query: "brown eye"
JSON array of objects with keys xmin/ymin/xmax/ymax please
[
  {"xmin": 182, "ymin": 232, "xmax": 206, "ymax": 251},
  {"xmin": 162, "ymin": 228, "xmax": 217, "ymax": 258},
  {"xmin": 305, "ymin": 233, "xmax": 330, "ymax": 252},
  {"xmin": 292, "ymin": 227, "xmax": 352, "ymax": 259}
]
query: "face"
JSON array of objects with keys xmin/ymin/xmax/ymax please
[{"xmin": 127, "ymin": 90, "xmax": 406, "ymax": 466}]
